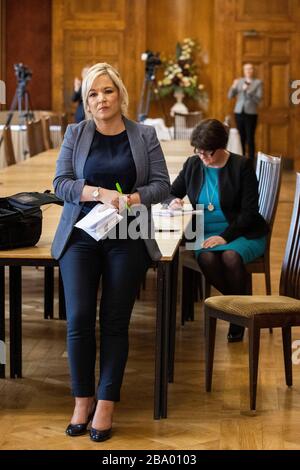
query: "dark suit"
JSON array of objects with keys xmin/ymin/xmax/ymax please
[
  {"xmin": 71, "ymin": 87, "xmax": 85, "ymax": 123},
  {"xmin": 166, "ymin": 152, "xmax": 268, "ymax": 243}
]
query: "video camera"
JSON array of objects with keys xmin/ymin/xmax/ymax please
[
  {"xmin": 14, "ymin": 63, "xmax": 32, "ymax": 85},
  {"xmin": 141, "ymin": 50, "xmax": 161, "ymax": 80}
]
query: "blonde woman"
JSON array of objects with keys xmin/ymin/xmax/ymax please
[{"xmin": 52, "ymin": 63, "xmax": 170, "ymax": 442}]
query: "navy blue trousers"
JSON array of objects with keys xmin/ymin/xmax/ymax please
[
  {"xmin": 235, "ymin": 112, "xmax": 258, "ymax": 160},
  {"xmin": 59, "ymin": 228, "xmax": 151, "ymax": 401}
]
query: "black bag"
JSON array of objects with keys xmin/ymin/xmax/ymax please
[{"xmin": 0, "ymin": 191, "xmax": 63, "ymax": 250}]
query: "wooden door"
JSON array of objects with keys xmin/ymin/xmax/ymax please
[
  {"xmin": 214, "ymin": 0, "xmax": 300, "ymax": 169},
  {"xmin": 52, "ymin": 0, "xmax": 146, "ymax": 119},
  {"xmin": 236, "ymin": 30, "xmax": 293, "ymax": 166}
]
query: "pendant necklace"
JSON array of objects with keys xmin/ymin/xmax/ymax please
[{"xmin": 205, "ymin": 171, "xmax": 218, "ymax": 212}]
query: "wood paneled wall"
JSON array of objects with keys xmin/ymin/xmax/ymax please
[
  {"xmin": 52, "ymin": 0, "xmax": 146, "ymax": 120},
  {"xmin": 5, "ymin": 0, "xmax": 51, "ymax": 110},
  {"xmin": 2, "ymin": 0, "xmax": 300, "ymax": 167},
  {"xmin": 214, "ymin": 0, "xmax": 300, "ymax": 168},
  {"xmin": 146, "ymin": 0, "xmax": 213, "ymax": 124},
  {"xmin": 0, "ymin": 0, "xmax": 5, "ymax": 110}
]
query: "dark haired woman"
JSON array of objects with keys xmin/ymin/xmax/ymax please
[{"xmin": 165, "ymin": 119, "xmax": 268, "ymax": 342}]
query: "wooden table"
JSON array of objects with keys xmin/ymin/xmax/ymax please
[{"xmin": 0, "ymin": 144, "xmax": 192, "ymax": 419}]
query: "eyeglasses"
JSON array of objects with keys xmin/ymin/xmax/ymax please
[{"xmin": 194, "ymin": 148, "xmax": 216, "ymax": 157}]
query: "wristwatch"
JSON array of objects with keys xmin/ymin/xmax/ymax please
[{"xmin": 92, "ymin": 187, "xmax": 102, "ymax": 201}]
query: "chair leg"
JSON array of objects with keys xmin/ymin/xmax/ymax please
[
  {"xmin": 246, "ymin": 272, "xmax": 253, "ymax": 295},
  {"xmin": 197, "ymin": 271, "xmax": 204, "ymax": 300},
  {"xmin": 282, "ymin": 326, "xmax": 293, "ymax": 387},
  {"xmin": 205, "ymin": 313, "xmax": 217, "ymax": 392},
  {"xmin": 0, "ymin": 266, "xmax": 5, "ymax": 378},
  {"xmin": 248, "ymin": 323, "xmax": 260, "ymax": 410},
  {"xmin": 204, "ymin": 279, "xmax": 211, "ymax": 299},
  {"xmin": 181, "ymin": 266, "xmax": 194, "ymax": 325}
]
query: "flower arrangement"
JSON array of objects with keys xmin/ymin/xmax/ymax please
[{"xmin": 158, "ymin": 38, "xmax": 208, "ymax": 106}]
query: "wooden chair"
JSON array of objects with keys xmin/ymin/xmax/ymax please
[
  {"xmin": 41, "ymin": 116, "xmax": 53, "ymax": 150},
  {"xmin": 27, "ymin": 119, "xmax": 46, "ymax": 157},
  {"xmin": 174, "ymin": 112, "xmax": 202, "ymax": 140},
  {"xmin": 2, "ymin": 125, "xmax": 16, "ymax": 166},
  {"xmin": 60, "ymin": 112, "xmax": 68, "ymax": 139},
  {"xmin": 180, "ymin": 152, "xmax": 282, "ymax": 324},
  {"xmin": 204, "ymin": 172, "xmax": 300, "ymax": 410}
]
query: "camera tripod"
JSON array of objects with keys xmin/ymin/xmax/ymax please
[
  {"xmin": 0, "ymin": 81, "xmax": 34, "ymax": 151},
  {"xmin": 137, "ymin": 74, "xmax": 169, "ymax": 126}
]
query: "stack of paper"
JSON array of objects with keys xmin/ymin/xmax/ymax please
[
  {"xmin": 152, "ymin": 204, "xmax": 203, "ymax": 217},
  {"xmin": 75, "ymin": 204, "xmax": 123, "ymax": 241}
]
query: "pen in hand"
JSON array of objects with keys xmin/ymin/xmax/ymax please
[{"xmin": 115, "ymin": 182, "xmax": 130, "ymax": 212}]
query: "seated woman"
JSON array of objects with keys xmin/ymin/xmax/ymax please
[{"xmin": 166, "ymin": 118, "xmax": 269, "ymax": 342}]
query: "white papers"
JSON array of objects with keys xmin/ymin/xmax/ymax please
[
  {"xmin": 74, "ymin": 203, "xmax": 123, "ymax": 241},
  {"xmin": 152, "ymin": 204, "xmax": 203, "ymax": 217}
]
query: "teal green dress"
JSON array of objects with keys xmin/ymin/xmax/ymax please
[{"xmin": 195, "ymin": 166, "xmax": 266, "ymax": 263}]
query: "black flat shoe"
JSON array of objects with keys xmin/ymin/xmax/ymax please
[
  {"xmin": 90, "ymin": 427, "xmax": 112, "ymax": 442},
  {"xmin": 227, "ymin": 324, "xmax": 245, "ymax": 343},
  {"xmin": 65, "ymin": 407, "xmax": 96, "ymax": 437}
]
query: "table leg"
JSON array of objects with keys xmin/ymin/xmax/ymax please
[
  {"xmin": 160, "ymin": 262, "xmax": 171, "ymax": 418},
  {"xmin": 168, "ymin": 249, "xmax": 179, "ymax": 383},
  {"xmin": 44, "ymin": 266, "xmax": 54, "ymax": 319},
  {"xmin": 0, "ymin": 266, "xmax": 5, "ymax": 378},
  {"xmin": 154, "ymin": 262, "xmax": 165, "ymax": 419},
  {"xmin": 9, "ymin": 266, "xmax": 22, "ymax": 378}
]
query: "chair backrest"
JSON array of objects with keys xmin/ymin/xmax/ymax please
[
  {"xmin": 42, "ymin": 116, "xmax": 53, "ymax": 150},
  {"xmin": 47, "ymin": 112, "xmax": 68, "ymax": 140},
  {"xmin": 2, "ymin": 125, "xmax": 16, "ymax": 166},
  {"xmin": 280, "ymin": 173, "xmax": 300, "ymax": 298},
  {"xmin": 27, "ymin": 119, "xmax": 46, "ymax": 157},
  {"xmin": 60, "ymin": 113, "xmax": 68, "ymax": 139},
  {"xmin": 41, "ymin": 116, "xmax": 53, "ymax": 150},
  {"xmin": 256, "ymin": 151, "xmax": 282, "ymax": 228},
  {"xmin": 174, "ymin": 111, "xmax": 202, "ymax": 140}
]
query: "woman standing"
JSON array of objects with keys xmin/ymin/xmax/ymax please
[{"xmin": 52, "ymin": 63, "xmax": 170, "ymax": 442}]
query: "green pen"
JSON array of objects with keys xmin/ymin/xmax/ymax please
[{"xmin": 115, "ymin": 182, "xmax": 130, "ymax": 212}]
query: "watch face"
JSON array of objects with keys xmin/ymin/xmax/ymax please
[{"xmin": 92, "ymin": 189, "xmax": 99, "ymax": 198}]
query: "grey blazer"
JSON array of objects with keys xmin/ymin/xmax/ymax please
[
  {"xmin": 228, "ymin": 78, "xmax": 263, "ymax": 114},
  {"xmin": 51, "ymin": 117, "xmax": 170, "ymax": 261}
]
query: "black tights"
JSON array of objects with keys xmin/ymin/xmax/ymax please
[
  {"xmin": 197, "ymin": 250, "xmax": 249, "ymax": 295},
  {"xmin": 197, "ymin": 250, "xmax": 249, "ymax": 333}
]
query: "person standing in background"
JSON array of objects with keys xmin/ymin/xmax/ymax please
[
  {"xmin": 71, "ymin": 65, "xmax": 90, "ymax": 123},
  {"xmin": 228, "ymin": 63, "xmax": 263, "ymax": 160}
]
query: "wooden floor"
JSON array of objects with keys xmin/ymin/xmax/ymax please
[{"xmin": 1, "ymin": 171, "xmax": 300, "ymax": 450}]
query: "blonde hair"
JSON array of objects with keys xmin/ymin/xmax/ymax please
[{"xmin": 82, "ymin": 63, "xmax": 129, "ymax": 118}]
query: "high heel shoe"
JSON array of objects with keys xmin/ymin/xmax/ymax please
[
  {"xmin": 227, "ymin": 323, "xmax": 245, "ymax": 343},
  {"xmin": 65, "ymin": 405, "xmax": 96, "ymax": 437},
  {"xmin": 90, "ymin": 426, "xmax": 112, "ymax": 442}
]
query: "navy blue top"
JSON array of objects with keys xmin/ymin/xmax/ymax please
[{"xmin": 81, "ymin": 129, "xmax": 136, "ymax": 214}]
